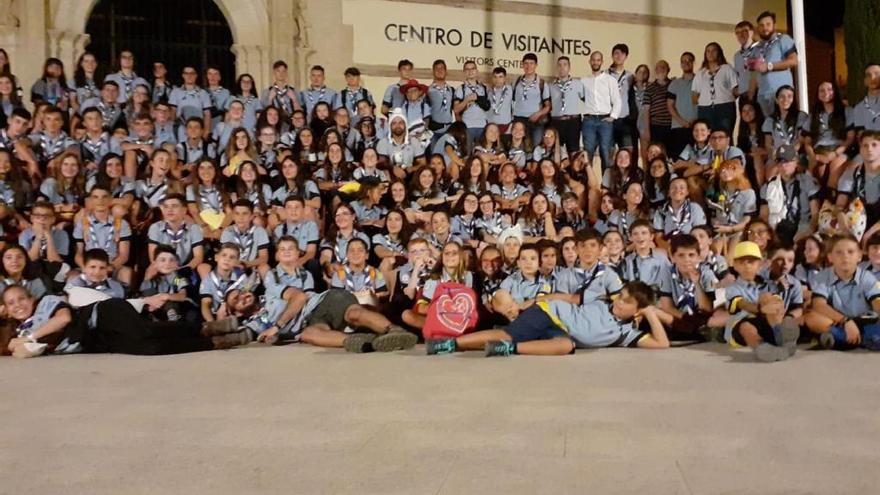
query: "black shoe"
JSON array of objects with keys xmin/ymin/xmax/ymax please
[
  {"xmin": 343, "ymin": 333, "xmax": 376, "ymax": 353},
  {"xmin": 484, "ymin": 340, "xmax": 515, "ymax": 357},
  {"xmin": 202, "ymin": 317, "xmax": 240, "ymax": 337},
  {"xmin": 211, "ymin": 328, "xmax": 252, "ymax": 349},
  {"xmin": 426, "ymin": 338, "xmax": 456, "ymax": 355}
]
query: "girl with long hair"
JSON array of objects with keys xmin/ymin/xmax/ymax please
[
  {"xmin": 805, "ymin": 81, "xmax": 855, "ymax": 189},
  {"xmin": 222, "ymin": 127, "xmax": 259, "ymax": 176},
  {"xmin": 713, "ymin": 159, "xmax": 757, "ymax": 256},
  {"xmin": 187, "ymin": 159, "xmax": 231, "ymax": 241}
]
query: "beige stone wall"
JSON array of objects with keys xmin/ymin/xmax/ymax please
[{"xmin": 0, "ymin": 0, "xmax": 785, "ymax": 107}]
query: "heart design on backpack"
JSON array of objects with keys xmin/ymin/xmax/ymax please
[{"xmin": 436, "ymin": 293, "xmax": 474, "ymax": 335}]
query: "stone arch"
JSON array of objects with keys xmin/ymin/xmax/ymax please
[{"xmin": 48, "ymin": 0, "xmax": 271, "ymax": 85}]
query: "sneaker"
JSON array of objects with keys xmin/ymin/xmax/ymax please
[
  {"xmin": 202, "ymin": 317, "xmax": 240, "ymax": 337},
  {"xmin": 166, "ymin": 308, "xmax": 180, "ymax": 322},
  {"xmin": 485, "ymin": 340, "xmax": 515, "ymax": 357},
  {"xmin": 343, "ymin": 333, "xmax": 377, "ymax": 353},
  {"xmin": 211, "ymin": 328, "xmax": 252, "ymax": 349},
  {"xmin": 775, "ymin": 318, "xmax": 800, "ymax": 357},
  {"xmin": 819, "ymin": 325, "xmax": 849, "ymax": 350},
  {"xmin": 819, "ymin": 332, "xmax": 836, "ymax": 350},
  {"xmin": 754, "ymin": 342, "xmax": 791, "ymax": 362},
  {"xmin": 372, "ymin": 331, "xmax": 417, "ymax": 352},
  {"xmin": 426, "ymin": 338, "xmax": 456, "ymax": 355}
]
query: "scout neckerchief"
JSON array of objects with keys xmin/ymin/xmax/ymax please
[
  {"xmin": 863, "ymin": 96, "xmax": 880, "ymax": 124},
  {"xmin": 273, "ymin": 265, "xmax": 309, "ymax": 288},
  {"xmin": 40, "ymin": 132, "xmax": 69, "ymax": 161},
  {"xmin": 164, "ymin": 222, "xmax": 187, "ymax": 250},
  {"xmin": 81, "ymin": 79, "xmax": 99, "ymax": 101},
  {"xmin": 272, "ymin": 84, "xmax": 295, "ymax": 115},
  {"xmin": 753, "ymin": 32, "xmax": 781, "ymax": 61},
  {"xmin": 517, "ymin": 76, "xmax": 539, "ymax": 101},
  {"xmin": 664, "ymin": 199, "xmax": 692, "ymax": 235},
  {"xmin": 490, "ymin": 86, "xmax": 508, "ymax": 114},
  {"xmin": 554, "ymin": 77, "xmax": 574, "ymax": 113},
  {"xmin": 782, "ymin": 175, "xmax": 801, "ymax": 221},
  {"xmin": 233, "ymin": 225, "xmax": 256, "ymax": 258},
  {"xmin": 334, "ymin": 232, "xmax": 356, "ymax": 264},
  {"xmin": 722, "ymin": 189, "xmax": 741, "ymax": 223},
  {"xmin": 97, "ymin": 101, "xmax": 120, "ymax": 127},
  {"xmin": 479, "ymin": 212, "xmax": 505, "ymax": 237},
  {"xmin": 617, "ymin": 209, "xmax": 633, "ymax": 241},
  {"xmin": 209, "ymin": 270, "xmax": 234, "ymax": 309},
  {"xmin": 118, "ymin": 72, "xmax": 136, "ymax": 97},
  {"xmin": 199, "ymin": 185, "xmax": 221, "ymax": 212},
  {"xmin": 144, "ymin": 179, "xmax": 168, "ymax": 205},
  {"xmin": 456, "ymin": 214, "xmax": 477, "ymax": 239},
  {"xmin": 774, "ymin": 114, "xmax": 798, "ymax": 146},
  {"xmin": 152, "ymin": 82, "xmax": 171, "ymax": 103},
  {"xmin": 80, "ymin": 132, "xmax": 107, "ymax": 161},
  {"xmin": 38, "ymin": 234, "xmax": 48, "ymax": 259},
  {"xmin": 343, "ymin": 87, "xmax": 365, "ymax": 112},
  {"xmin": 577, "ymin": 262, "xmax": 605, "ymax": 294},
  {"xmin": 343, "ymin": 264, "xmax": 374, "ymax": 292},
  {"xmin": 80, "ymin": 273, "xmax": 108, "ymax": 291},
  {"xmin": 305, "ymin": 86, "xmax": 327, "ymax": 108},
  {"xmin": 431, "ymin": 82, "xmax": 452, "ymax": 112},
  {"xmin": 16, "ymin": 315, "xmax": 36, "ymax": 338},
  {"xmin": 629, "ymin": 250, "xmax": 658, "ymax": 282},
  {"xmin": 86, "ymin": 214, "xmax": 116, "ymax": 253},
  {"xmin": 671, "ymin": 267, "xmax": 696, "ymax": 314},
  {"xmin": 853, "ymin": 164, "xmax": 866, "ymax": 201}
]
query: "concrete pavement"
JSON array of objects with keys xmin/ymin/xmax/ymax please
[{"xmin": 2, "ymin": 343, "xmax": 879, "ymax": 494}]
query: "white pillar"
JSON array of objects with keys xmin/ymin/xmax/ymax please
[{"xmin": 791, "ymin": 0, "xmax": 809, "ymax": 113}]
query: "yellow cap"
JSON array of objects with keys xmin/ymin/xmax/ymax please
[{"xmin": 733, "ymin": 241, "xmax": 763, "ymax": 260}]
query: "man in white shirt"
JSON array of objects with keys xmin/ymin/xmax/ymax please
[{"xmin": 581, "ymin": 51, "xmax": 621, "ymax": 171}]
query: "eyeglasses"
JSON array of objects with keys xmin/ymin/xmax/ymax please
[{"xmin": 479, "ymin": 200, "xmax": 494, "ymax": 205}]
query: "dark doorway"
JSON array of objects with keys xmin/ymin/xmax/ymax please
[{"xmin": 85, "ymin": 0, "xmax": 235, "ymax": 86}]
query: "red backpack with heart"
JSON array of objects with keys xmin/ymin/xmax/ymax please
[{"xmin": 423, "ymin": 282, "xmax": 480, "ymax": 339}]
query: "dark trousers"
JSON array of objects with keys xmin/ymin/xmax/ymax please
[
  {"xmin": 650, "ymin": 124, "xmax": 673, "ymax": 154},
  {"xmin": 698, "ymin": 102, "xmax": 737, "ymax": 135},
  {"xmin": 514, "ymin": 116, "xmax": 545, "ymax": 150},
  {"xmin": 668, "ymin": 127, "xmax": 693, "ymax": 160},
  {"xmin": 87, "ymin": 299, "xmax": 213, "ymax": 355},
  {"xmin": 550, "ymin": 116, "xmax": 582, "ymax": 153}
]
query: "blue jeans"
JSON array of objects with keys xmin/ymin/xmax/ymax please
[{"xmin": 581, "ymin": 115, "xmax": 614, "ymax": 170}]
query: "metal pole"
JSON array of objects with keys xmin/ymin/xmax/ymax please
[{"xmin": 791, "ymin": 0, "xmax": 809, "ymax": 112}]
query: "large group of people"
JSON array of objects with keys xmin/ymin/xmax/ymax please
[{"xmin": 1, "ymin": 10, "xmax": 879, "ymax": 362}]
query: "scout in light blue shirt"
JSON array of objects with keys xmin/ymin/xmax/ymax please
[
  {"xmin": 320, "ymin": 231, "xmax": 371, "ymax": 265},
  {"xmin": 263, "ymin": 265, "xmax": 314, "ymax": 300},
  {"xmin": 548, "ymin": 76, "xmax": 585, "ymax": 118},
  {"xmin": 623, "ymin": 248, "xmax": 672, "ymax": 289},
  {"xmin": 29, "ymin": 131, "xmax": 79, "ymax": 164},
  {"xmin": 652, "ymin": 199, "xmax": 707, "ymax": 237},
  {"xmin": 330, "ymin": 264, "xmax": 386, "ymax": 294},
  {"xmin": 512, "ymin": 75, "xmax": 550, "ymax": 118},
  {"xmin": 668, "ymin": 75, "xmax": 697, "ymax": 130},
  {"xmin": 220, "ymin": 224, "xmax": 271, "ymax": 263},
  {"xmin": 427, "ymin": 77, "xmax": 456, "ymax": 128},
  {"xmin": 105, "ymin": 71, "xmax": 149, "ymax": 103},
  {"xmin": 545, "ymin": 299, "xmax": 645, "ymax": 348},
  {"xmin": 853, "ymin": 95, "xmax": 880, "ymax": 132},
  {"xmin": 759, "ymin": 172, "xmax": 820, "ymax": 226},
  {"xmin": 65, "ymin": 274, "xmax": 126, "ymax": 299},
  {"xmin": 811, "ymin": 267, "xmax": 880, "ymax": 319},
  {"xmin": 556, "ymin": 262, "xmax": 623, "ymax": 304},
  {"xmin": 169, "ymin": 86, "xmax": 211, "ymax": 125},
  {"xmin": 300, "ymin": 85, "xmax": 338, "ymax": 119},
  {"xmin": 200, "ymin": 267, "xmax": 246, "ymax": 313},
  {"xmin": 79, "ymin": 131, "xmax": 122, "ymax": 165},
  {"xmin": 761, "ymin": 111, "xmax": 810, "ymax": 151},
  {"xmin": 350, "ymin": 200, "xmax": 387, "ymax": 223},
  {"xmin": 1, "ymin": 277, "xmax": 47, "ymax": 300},
  {"xmin": 14, "ymin": 294, "xmax": 79, "ymax": 354},
  {"xmin": 72, "ymin": 214, "xmax": 132, "ymax": 262},
  {"xmin": 139, "ymin": 271, "xmax": 190, "ymax": 299},
  {"xmin": 752, "ymin": 31, "xmax": 797, "ymax": 100},
  {"xmin": 206, "ymin": 85, "xmax": 231, "ymax": 127},
  {"xmin": 837, "ymin": 163, "xmax": 880, "ymax": 205},
  {"xmin": 274, "ymin": 220, "xmax": 320, "ymax": 248},
  {"xmin": 420, "ymin": 271, "xmax": 474, "ymax": 303},
  {"xmin": 147, "ymin": 220, "xmax": 204, "ymax": 266},
  {"xmin": 678, "ymin": 141, "xmax": 713, "ymax": 166},
  {"xmin": 486, "ymin": 81, "xmax": 514, "ymax": 127},
  {"xmin": 455, "ymin": 80, "xmax": 489, "ymax": 130},
  {"xmin": 657, "ymin": 265, "xmax": 717, "ymax": 315},
  {"xmin": 19, "ymin": 227, "xmax": 70, "ymax": 259},
  {"xmin": 499, "ymin": 270, "xmax": 554, "ymax": 304}
]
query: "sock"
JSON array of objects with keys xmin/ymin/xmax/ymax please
[
  {"xmin": 771, "ymin": 324, "xmax": 783, "ymax": 346},
  {"xmin": 828, "ymin": 325, "xmax": 847, "ymax": 348}
]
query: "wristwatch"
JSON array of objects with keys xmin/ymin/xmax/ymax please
[{"xmin": 767, "ymin": 62, "xmax": 774, "ymax": 72}]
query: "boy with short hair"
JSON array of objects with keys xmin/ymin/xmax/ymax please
[
  {"xmin": 79, "ymin": 106, "xmax": 121, "ymax": 168},
  {"xmin": 19, "ymin": 201, "xmax": 69, "ymax": 264},
  {"xmin": 329, "ymin": 238, "xmax": 387, "ymax": 302},
  {"xmin": 175, "ymin": 117, "xmax": 216, "ymax": 177},
  {"xmin": 691, "ymin": 224, "xmax": 731, "ymax": 283},
  {"xmin": 260, "ymin": 236, "xmax": 314, "ymax": 303},
  {"xmin": 220, "ymin": 199, "xmax": 270, "ymax": 270},
  {"xmin": 147, "ymin": 193, "xmax": 205, "ymax": 274},
  {"xmin": 723, "ymin": 241, "xmax": 801, "ymax": 362},
  {"xmin": 261, "ymin": 60, "xmax": 301, "ymax": 116},
  {"xmin": 152, "ymin": 101, "xmax": 178, "ymax": 148},
  {"xmin": 389, "ymin": 238, "xmax": 434, "ymax": 315},
  {"xmin": 29, "ymin": 105, "xmax": 79, "ymax": 171},
  {"xmin": 656, "ymin": 234, "xmax": 718, "ymax": 339},
  {"xmin": 72, "ymin": 185, "xmax": 133, "ymax": 286},
  {"xmin": 64, "ymin": 248, "xmax": 126, "ymax": 298},
  {"xmin": 622, "ymin": 219, "xmax": 672, "ymax": 291},
  {"xmin": 139, "ymin": 244, "xmax": 197, "ymax": 322},
  {"xmin": 273, "ymin": 195, "xmax": 319, "ymax": 267},
  {"xmin": 199, "ymin": 242, "xmax": 245, "ymax": 322},
  {"xmin": 427, "ymin": 281, "xmax": 669, "ymax": 355},
  {"xmin": 338, "ymin": 67, "xmax": 375, "ymax": 123},
  {"xmin": 556, "ymin": 229, "xmax": 623, "ymax": 304},
  {"xmin": 496, "ymin": 243, "xmax": 553, "ymax": 312},
  {"xmin": 804, "ymin": 235, "xmax": 880, "ymax": 350},
  {"xmin": 121, "ymin": 112, "xmax": 156, "ymax": 179}
]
